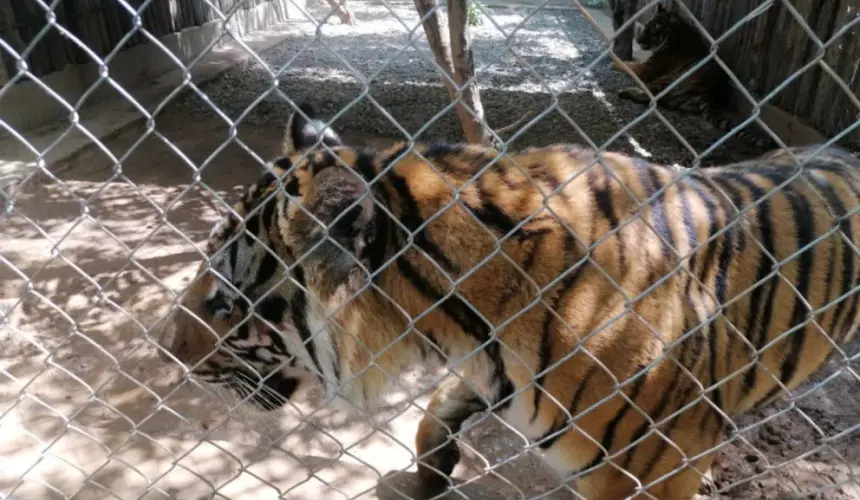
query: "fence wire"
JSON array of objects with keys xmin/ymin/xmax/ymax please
[{"xmin": 1, "ymin": 0, "xmax": 859, "ymax": 499}]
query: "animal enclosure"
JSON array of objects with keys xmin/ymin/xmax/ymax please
[{"xmin": 1, "ymin": 1, "xmax": 858, "ymax": 500}]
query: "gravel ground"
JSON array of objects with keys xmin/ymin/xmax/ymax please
[{"xmin": 182, "ymin": 0, "xmax": 771, "ymax": 166}]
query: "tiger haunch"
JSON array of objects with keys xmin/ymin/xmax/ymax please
[{"xmin": 163, "ymin": 104, "xmax": 859, "ymax": 500}]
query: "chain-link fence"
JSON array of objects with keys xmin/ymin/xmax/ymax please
[{"xmin": 1, "ymin": 0, "xmax": 859, "ymax": 499}]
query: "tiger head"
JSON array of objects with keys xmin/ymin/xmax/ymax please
[
  {"xmin": 159, "ymin": 103, "xmax": 353, "ymax": 411},
  {"xmin": 636, "ymin": 2, "xmax": 684, "ymax": 52}
]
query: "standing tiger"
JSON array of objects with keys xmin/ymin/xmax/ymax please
[
  {"xmin": 161, "ymin": 103, "xmax": 859, "ymax": 500},
  {"xmin": 611, "ymin": 2, "xmax": 775, "ymax": 149}
]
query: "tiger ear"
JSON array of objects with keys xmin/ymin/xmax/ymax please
[
  {"xmin": 295, "ymin": 166, "xmax": 376, "ymax": 289},
  {"xmin": 284, "ymin": 102, "xmax": 344, "ymax": 155}
]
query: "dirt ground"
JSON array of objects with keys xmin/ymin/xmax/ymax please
[{"xmin": 1, "ymin": 101, "xmax": 858, "ymax": 500}]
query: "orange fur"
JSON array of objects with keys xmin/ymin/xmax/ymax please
[{"xmin": 162, "ymin": 106, "xmax": 859, "ymax": 500}]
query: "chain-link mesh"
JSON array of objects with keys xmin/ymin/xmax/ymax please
[{"xmin": 1, "ymin": 0, "xmax": 859, "ymax": 499}]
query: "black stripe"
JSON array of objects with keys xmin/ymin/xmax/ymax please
[
  {"xmin": 685, "ymin": 179, "xmax": 721, "ymax": 286},
  {"xmin": 262, "ymin": 194, "xmax": 278, "ymax": 231},
  {"xmin": 806, "ymin": 173, "xmax": 856, "ymax": 343},
  {"xmin": 420, "ymin": 329, "xmax": 447, "ymax": 360},
  {"xmin": 699, "ymin": 245, "xmax": 732, "ymax": 428},
  {"xmin": 623, "ymin": 346, "xmax": 690, "ymax": 471},
  {"xmin": 290, "ymin": 291, "xmax": 325, "ymax": 384},
  {"xmin": 684, "ymin": 180, "xmax": 725, "ymax": 427},
  {"xmin": 640, "ymin": 313, "xmax": 704, "ymax": 479},
  {"xmin": 245, "ymin": 210, "xmax": 261, "ymax": 245},
  {"xmin": 532, "ymin": 308, "xmax": 554, "ymax": 422},
  {"xmin": 588, "ymin": 167, "xmax": 625, "ymax": 271},
  {"xmin": 820, "ymin": 235, "xmax": 840, "ymax": 335},
  {"xmin": 531, "ymin": 231, "xmax": 582, "ymax": 420},
  {"xmin": 794, "ymin": 160, "xmax": 856, "ymax": 181},
  {"xmin": 530, "ymin": 260, "xmax": 587, "ymax": 422},
  {"xmin": 706, "ymin": 213, "xmax": 736, "ymax": 413},
  {"xmin": 838, "ymin": 292, "xmax": 859, "ymax": 343},
  {"xmin": 537, "ymin": 364, "xmax": 599, "ymax": 450},
  {"xmin": 243, "ymin": 204, "xmax": 279, "ymax": 295},
  {"xmin": 494, "ymin": 159, "xmax": 521, "ymax": 191},
  {"xmin": 471, "ymin": 177, "xmax": 519, "ymax": 237},
  {"xmin": 289, "ymin": 267, "xmax": 327, "ymax": 383},
  {"xmin": 493, "ymin": 355, "xmax": 516, "ymax": 412},
  {"xmin": 248, "ymin": 252, "xmax": 278, "ymax": 298},
  {"xmin": 386, "ymin": 163, "xmax": 459, "ymax": 275},
  {"xmin": 709, "ymin": 176, "xmax": 748, "ymax": 399},
  {"xmin": 428, "ymin": 262, "xmax": 512, "ymax": 417},
  {"xmin": 677, "ymin": 181, "xmax": 698, "ymax": 268},
  {"xmin": 724, "ymin": 174, "xmax": 778, "ymax": 399},
  {"xmin": 709, "ymin": 176, "xmax": 748, "ymax": 251},
  {"xmin": 354, "ymin": 149, "xmax": 379, "ymax": 184},
  {"xmin": 285, "ymin": 178, "xmax": 299, "ymax": 197},
  {"xmin": 228, "ymin": 239, "xmax": 239, "ymax": 280},
  {"xmin": 358, "ymin": 156, "xmax": 396, "ymax": 276},
  {"xmin": 588, "ymin": 166, "xmax": 619, "ymax": 228},
  {"xmin": 647, "ymin": 168, "xmax": 673, "ymax": 258},
  {"xmin": 274, "ymin": 157, "xmax": 293, "ymax": 171},
  {"xmin": 365, "ymin": 210, "xmax": 391, "ymax": 276},
  {"xmin": 254, "ymin": 172, "xmax": 278, "ymax": 194},
  {"xmin": 423, "ymin": 142, "xmax": 465, "ymax": 160},
  {"xmin": 258, "ymin": 296, "xmax": 288, "ymax": 355},
  {"xmin": 581, "ymin": 367, "xmax": 649, "ymax": 476},
  {"xmin": 777, "ymin": 191, "xmax": 815, "ymax": 388},
  {"xmin": 496, "ymin": 234, "xmax": 543, "ymax": 313}
]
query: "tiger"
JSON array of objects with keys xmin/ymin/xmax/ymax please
[
  {"xmin": 610, "ymin": 2, "xmax": 776, "ymax": 149},
  {"xmin": 160, "ymin": 103, "xmax": 859, "ymax": 500}
]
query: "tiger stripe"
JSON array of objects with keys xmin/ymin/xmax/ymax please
[{"xmin": 164, "ymin": 105, "xmax": 859, "ymax": 500}]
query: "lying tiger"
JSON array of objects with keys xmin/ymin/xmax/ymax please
[
  {"xmin": 161, "ymin": 103, "xmax": 859, "ymax": 500},
  {"xmin": 611, "ymin": 2, "xmax": 776, "ymax": 149}
]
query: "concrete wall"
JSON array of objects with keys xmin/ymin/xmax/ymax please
[{"xmin": 0, "ymin": 0, "xmax": 305, "ymax": 133}]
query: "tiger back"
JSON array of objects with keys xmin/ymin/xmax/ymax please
[{"xmin": 163, "ymin": 105, "xmax": 859, "ymax": 500}]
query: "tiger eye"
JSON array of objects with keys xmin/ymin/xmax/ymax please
[{"xmin": 205, "ymin": 292, "xmax": 232, "ymax": 318}]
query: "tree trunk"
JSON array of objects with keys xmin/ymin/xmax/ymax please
[
  {"xmin": 609, "ymin": 0, "xmax": 636, "ymax": 61},
  {"xmin": 324, "ymin": 0, "xmax": 356, "ymax": 25},
  {"xmin": 447, "ymin": 0, "xmax": 488, "ymax": 143},
  {"xmin": 413, "ymin": 0, "xmax": 487, "ymax": 144}
]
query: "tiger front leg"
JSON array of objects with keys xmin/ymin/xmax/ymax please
[
  {"xmin": 611, "ymin": 60, "xmax": 646, "ymax": 76},
  {"xmin": 618, "ymin": 69, "xmax": 678, "ymax": 105},
  {"xmin": 415, "ymin": 376, "xmax": 486, "ymax": 498},
  {"xmin": 618, "ymin": 85, "xmax": 653, "ymax": 104}
]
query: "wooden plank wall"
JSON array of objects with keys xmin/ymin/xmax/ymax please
[
  {"xmin": 3, "ymin": 0, "xmax": 858, "ymax": 139},
  {"xmin": 0, "ymin": 0, "xmax": 270, "ymax": 78},
  {"xmin": 667, "ymin": 0, "xmax": 859, "ymax": 140}
]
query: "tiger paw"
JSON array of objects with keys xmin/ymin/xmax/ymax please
[
  {"xmin": 610, "ymin": 60, "xmax": 636, "ymax": 73},
  {"xmin": 416, "ymin": 440, "xmax": 460, "ymax": 498},
  {"xmin": 611, "ymin": 60, "xmax": 646, "ymax": 75},
  {"xmin": 618, "ymin": 87, "xmax": 650, "ymax": 103}
]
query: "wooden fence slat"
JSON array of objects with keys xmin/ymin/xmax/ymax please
[
  {"xmin": 0, "ymin": 0, "xmax": 230, "ymax": 78},
  {"xmin": 1, "ymin": 0, "xmax": 857, "ymax": 140},
  {"xmin": 677, "ymin": 0, "xmax": 859, "ymax": 141}
]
